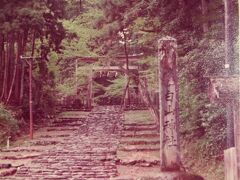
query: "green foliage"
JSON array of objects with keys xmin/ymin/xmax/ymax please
[
  {"xmin": 124, "ymin": 110, "xmax": 153, "ymax": 124},
  {"xmin": 138, "ymin": 56, "xmax": 158, "ymax": 91},
  {"xmin": 93, "ymin": 75, "xmax": 124, "ymax": 105},
  {"xmin": 56, "ymin": 0, "xmax": 102, "ymax": 97},
  {"xmin": 0, "ymin": 104, "xmax": 19, "ymax": 140},
  {"xmin": 0, "ymin": 0, "xmax": 66, "ymax": 50},
  {"xmin": 179, "ymin": 79, "xmax": 204, "ymax": 135},
  {"xmin": 104, "ymin": 75, "xmax": 125, "ymax": 98},
  {"xmin": 62, "ymin": 17, "xmax": 100, "ymax": 58},
  {"xmin": 35, "ymin": 84, "xmax": 57, "ymax": 118},
  {"xmin": 179, "ymin": 77, "xmax": 226, "ymax": 159},
  {"xmin": 0, "ymin": 0, "xmax": 66, "ymax": 120},
  {"xmin": 57, "ymin": 61, "xmax": 94, "ymax": 97}
]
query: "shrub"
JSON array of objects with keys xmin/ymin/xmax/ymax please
[
  {"xmin": 179, "ymin": 77, "xmax": 226, "ymax": 160},
  {"xmin": 0, "ymin": 103, "xmax": 19, "ymax": 143}
]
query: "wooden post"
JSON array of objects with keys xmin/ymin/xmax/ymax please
[
  {"xmin": 158, "ymin": 37, "xmax": 181, "ymax": 171},
  {"xmin": 87, "ymin": 69, "xmax": 93, "ymax": 109},
  {"xmin": 234, "ymin": 99, "xmax": 240, "ymax": 178},
  {"xmin": 20, "ymin": 56, "xmax": 41, "ymax": 139},
  {"xmin": 29, "ymin": 57, "xmax": 33, "ymax": 139},
  {"xmin": 125, "ymin": 74, "xmax": 128, "ymax": 108},
  {"xmin": 122, "ymin": 77, "xmax": 130, "ymax": 110},
  {"xmin": 75, "ymin": 59, "xmax": 78, "ymax": 94}
]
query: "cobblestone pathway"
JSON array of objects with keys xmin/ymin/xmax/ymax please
[{"xmin": 1, "ymin": 106, "xmax": 123, "ymax": 180}]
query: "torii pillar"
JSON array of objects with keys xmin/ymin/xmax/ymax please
[{"xmin": 158, "ymin": 37, "xmax": 181, "ymax": 171}]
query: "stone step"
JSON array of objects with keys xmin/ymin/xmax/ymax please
[
  {"xmin": 124, "ymin": 123, "xmax": 156, "ymax": 127},
  {"xmin": 46, "ymin": 128, "xmax": 79, "ymax": 132},
  {"xmin": 123, "ymin": 126, "xmax": 157, "ymax": 131},
  {"xmin": 52, "ymin": 119, "xmax": 85, "ymax": 124},
  {"xmin": 0, "ymin": 168, "xmax": 17, "ymax": 177},
  {"xmin": 61, "ymin": 108, "xmax": 91, "ymax": 112},
  {"xmin": 116, "ymin": 159, "xmax": 160, "ymax": 167},
  {"xmin": 122, "ymin": 133, "xmax": 159, "ymax": 138},
  {"xmin": 29, "ymin": 140, "xmax": 61, "ymax": 146},
  {"xmin": 0, "ymin": 154, "xmax": 39, "ymax": 160},
  {"xmin": 120, "ymin": 140, "xmax": 160, "ymax": 145},
  {"xmin": 39, "ymin": 134, "xmax": 70, "ymax": 138},
  {"xmin": 47, "ymin": 123, "xmax": 84, "ymax": 128},
  {"xmin": 4, "ymin": 107, "xmax": 122, "ymax": 179},
  {"xmin": 44, "ymin": 151, "xmax": 117, "ymax": 156},
  {"xmin": 0, "ymin": 164, "xmax": 11, "ymax": 169},
  {"xmin": 123, "ymin": 129, "xmax": 158, "ymax": 134},
  {"xmin": 118, "ymin": 147, "xmax": 160, "ymax": 152},
  {"xmin": 0, "ymin": 149, "xmax": 42, "ymax": 153}
]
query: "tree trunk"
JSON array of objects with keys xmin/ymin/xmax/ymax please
[
  {"xmin": 19, "ymin": 29, "xmax": 29, "ymax": 105},
  {"xmin": 0, "ymin": 34, "xmax": 4, "ymax": 98},
  {"xmin": 14, "ymin": 35, "xmax": 22, "ymax": 105},
  {"xmin": 6, "ymin": 33, "xmax": 18, "ymax": 105},
  {"xmin": 0, "ymin": 34, "xmax": 9, "ymax": 102},
  {"xmin": 29, "ymin": 30, "xmax": 36, "ymax": 140},
  {"xmin": 6, "ymin": 33, "xmax": 14, "ymax": 101},
  {"xmin": 19, "ymin": 61, "xmax": 25, "ymax": 105}
]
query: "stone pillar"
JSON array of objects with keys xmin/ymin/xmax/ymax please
[{"xmin": 158, "ymin": 37, "xmax": 181, "ymax": 171}]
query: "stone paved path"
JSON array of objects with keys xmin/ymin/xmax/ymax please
[{"xmin": 1, "ymin": 106, "xmax": 122, "ymax": 180}]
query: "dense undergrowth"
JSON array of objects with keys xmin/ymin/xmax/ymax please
[{"xmin": 0, "ymin": 104, "xmax": 19, "ymax": 144}]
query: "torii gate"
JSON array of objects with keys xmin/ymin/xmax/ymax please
[{"xmin": 85, "ymin": 65, "xmax": 139, "ymax": 109}]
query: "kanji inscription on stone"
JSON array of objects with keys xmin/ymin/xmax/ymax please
[{"xmin": 158, "ymin": 37, "xmax": 181, "ymax": 171}]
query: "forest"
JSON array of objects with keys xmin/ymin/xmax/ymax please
[{"xmin": 0, "ymin": 0, "xmax": 239, "ymax": 179}]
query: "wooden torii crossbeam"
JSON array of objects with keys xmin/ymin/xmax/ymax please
[{"xmin": 92, "ymin": 65, "xmax": 138, "ymax": 71}]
